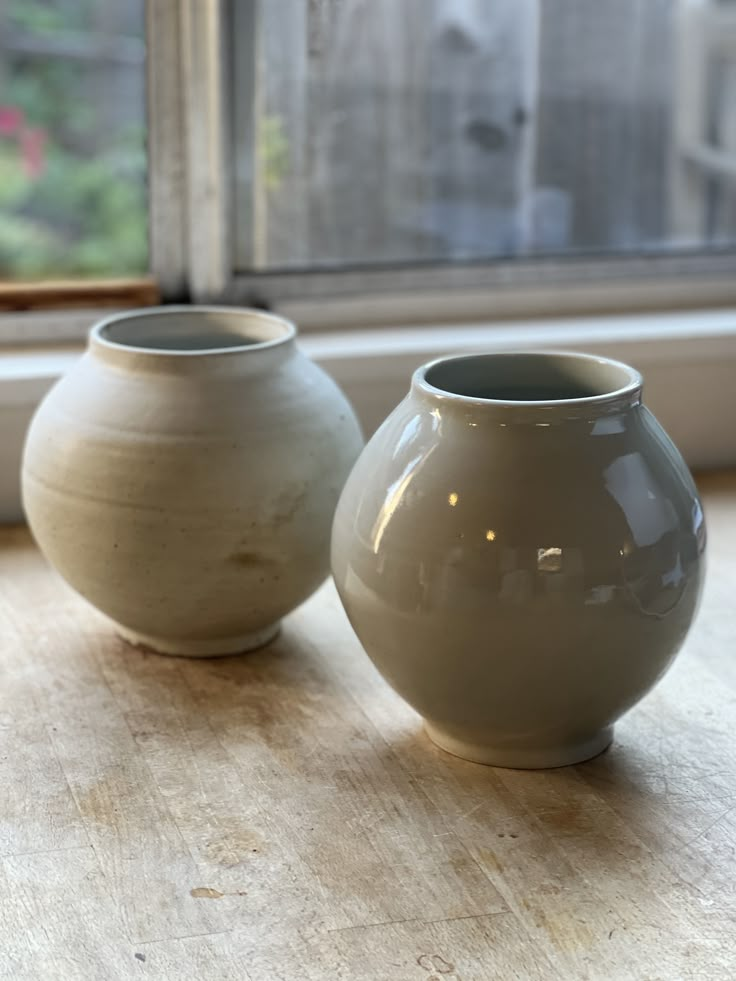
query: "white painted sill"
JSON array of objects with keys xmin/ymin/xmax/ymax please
[{"xmin": 2, "ymin": 307, "xmax": 736, "ymax": 523}]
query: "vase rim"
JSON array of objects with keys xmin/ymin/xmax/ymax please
[
  {"xmin": 90, "ymin": 305, "xmax": 296, "ymax": 358},
  {"xmin": 413, "ymin": 350, "xmax": 643, "ymax": 419}
]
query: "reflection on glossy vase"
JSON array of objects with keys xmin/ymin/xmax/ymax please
[{"xmin": 331, "ymin": 352, "xmax": 706, "ymax": 768}]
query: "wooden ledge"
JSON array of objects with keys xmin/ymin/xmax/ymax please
[
  {"xmin": 0, "ymin": 277, "xmax": 160, "ymax": 312},
  {"xmin": 0, "ymin": 472, "xmax": 733, "ymax": 976}
]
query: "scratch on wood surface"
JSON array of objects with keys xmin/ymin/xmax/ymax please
[
  {"xmin": 680, "ymin": 804, "xmax": 736, "ymax": 849},
  {"xmin": 134, "ymin": 929, "xmax": 234, "ymax": 946},
  {"xmin": 326, "ymin": 909, "xmax": 511, "ymax": 936},
  {"xmin": 460, "ymin": 802, "xmax": 483, "ymax": 820},
  {"xmin": 417, "ymin": 952, "xmax": 456, "ymax": 974}
]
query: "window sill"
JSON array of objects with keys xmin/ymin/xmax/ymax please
[
  {"xmin": 0, "ymin": 277, "xmax": 159, "ymax": 313},
  {"xmin": 2, "ymin": 306, "xmax": 735, "ymax": 522}
]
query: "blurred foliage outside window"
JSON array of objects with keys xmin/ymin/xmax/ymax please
[{"xmin": 0, "ymin": 0, "xmax": 147, "ymax": 280}]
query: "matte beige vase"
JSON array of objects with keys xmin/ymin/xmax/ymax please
[
  {"xmin": 23, "ymin": 306, "xmax": 363, "ymax": 656},
  {"xmin": 331, "ymin": 351, "xmax": 706, "ymax": 768}
]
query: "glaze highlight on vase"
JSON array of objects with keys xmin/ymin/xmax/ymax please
[
  {"xmin": 331, "ymin": 351, "xmax": 706, "ymax": 768},
  {"xmin": 22, "ymin": 306, "xmax": 363, "ymax": 656}
]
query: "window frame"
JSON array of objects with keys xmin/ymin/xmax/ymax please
[
  {"xmin": 0, "ymin": 0, "xmax": 734, "ymax": 341},
  {"xmin": 146, "ymin": 0, "xmax": 232, "ymax": 303}
]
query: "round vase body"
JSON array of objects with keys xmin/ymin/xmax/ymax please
[
  {"xmin": 23, "ymin": 306, "xmax": 363, "ymax": 656},
  {"xmin": 331, "ymin": 352, "xmax": 706, "ymax": 767}
]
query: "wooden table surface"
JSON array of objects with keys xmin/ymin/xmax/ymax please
[{"xmin": 1, "ymin": 473, "xmax": 735, "ymax": 981}]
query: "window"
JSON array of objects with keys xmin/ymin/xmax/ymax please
[
  {"xmin": 1, "ymin": 0, "xmax": 735, "ymax": 322},
  {"xmin": 224, "ymin": 0, "xmax": 736, "ymax": 311},
  {"xmin": 235, "ymin": 0, "xmax": 736, "ymax": 269},
  {"xmin": 0, "ymin": 0, "xmax": 147, "ymax": 280}
]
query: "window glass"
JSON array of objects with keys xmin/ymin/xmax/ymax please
[
  {"xmin": 0, "ymin": 0, "xmax": 147, "ymax": 279},
  {"xmin": 234, "ymin": 0, "xmax": 736, "ymax": 271}
]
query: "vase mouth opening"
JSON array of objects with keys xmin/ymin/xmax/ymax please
[
  {"xmin": 91, "ymin": 306, "xmax": 296, "ymax": 356},
  {"xmin": 417, "ymin": 351, "xmax": 642, "ymax": 415}
]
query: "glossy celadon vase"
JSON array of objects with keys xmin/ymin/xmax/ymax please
[
  {"xmin": 23, "ymin": 306, "xmax": 363, "ymax": 656},
  {"xmin": 331, "ymin": 351, "xmax": 706, "ymax": 768}
]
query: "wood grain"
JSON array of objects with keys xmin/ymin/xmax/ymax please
[{"xmin": 0, "ymin": 472, "xmax": 735, "ymax": 979}]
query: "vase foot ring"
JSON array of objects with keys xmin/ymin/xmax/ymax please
[
  {"xmin": 115, "ymin": 622, "xmax": 281, "ymax": 658},
  {"xmin": 424, "ymin": 723, "xmax": 614, "ymax": 769}
]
